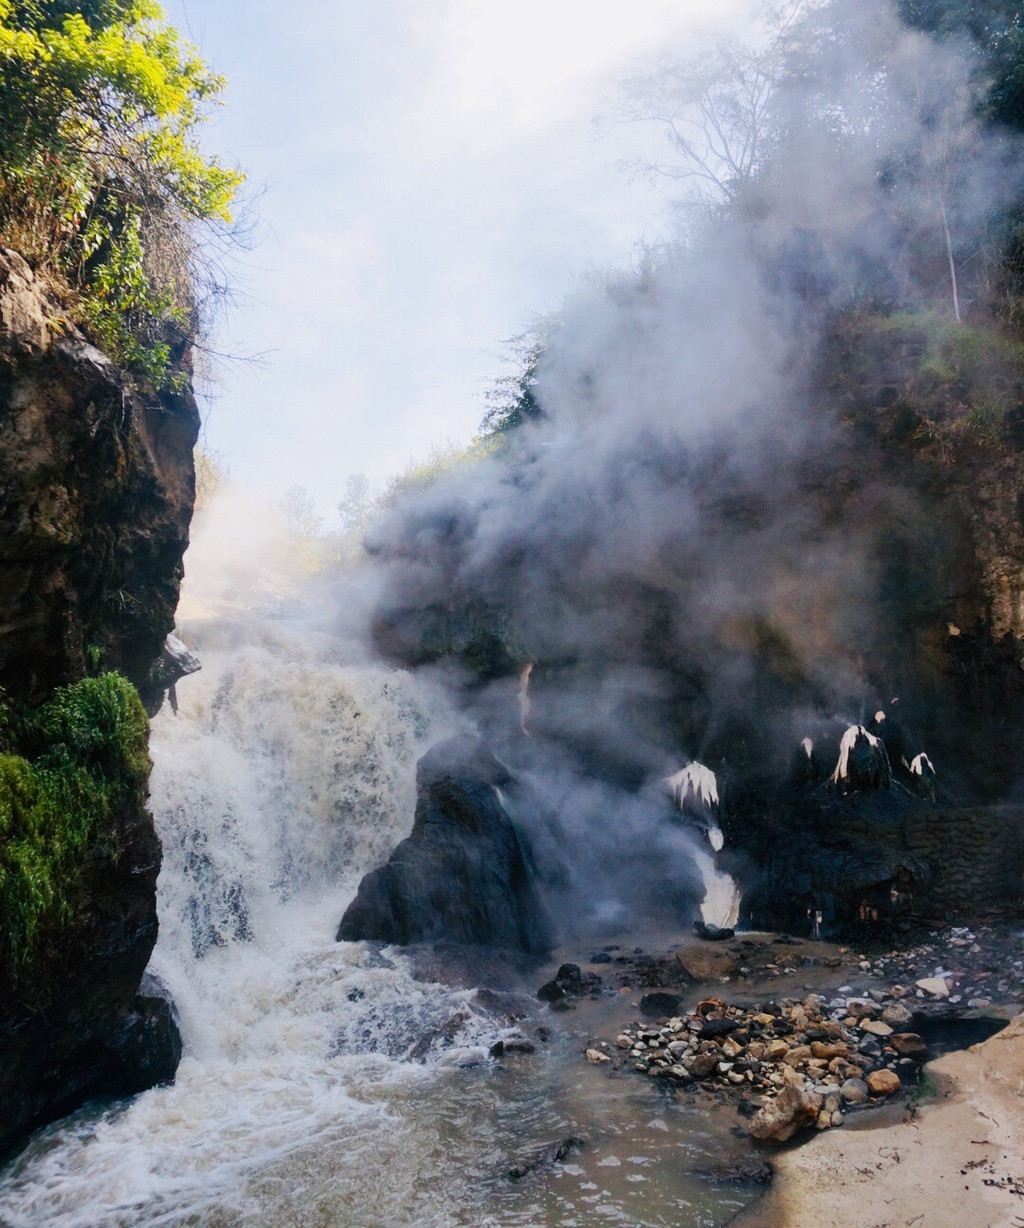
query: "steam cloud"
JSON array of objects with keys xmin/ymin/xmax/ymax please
[
  {"xmin": 354, "ymin": 0, "xmax": 1024, "ymax": 936},
  {"xmin": 349, "ymin": 0, "xmax": 1023, "ymax": 935}
]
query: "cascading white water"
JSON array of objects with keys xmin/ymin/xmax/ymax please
[
  {"xmin": 0, "ymin": 501, "xmax": 759, "ymax": 1227},
  {"xmin": 0, "ymin": 603, "xmax": 760, "ymax": 1227},
  {"xmin": 0, "ymin": 610, "xmax": 526, "ymax": 1227},
  {"xmin": 694, "ymin": 848, "xmax": 742, "ymax": 930}
]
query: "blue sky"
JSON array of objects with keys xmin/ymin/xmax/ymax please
[{"xmin": 167, "ymin": 0, "xmax": 751, "ymax": 517}]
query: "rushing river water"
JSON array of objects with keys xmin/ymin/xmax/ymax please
[{"xmin": 0, "ymin": 596, "xmax": 758, "ymax": 1227}]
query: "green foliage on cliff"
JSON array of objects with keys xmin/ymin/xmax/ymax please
[
  {"xmin": 0, "ymin": 0, "xmax": 241, "ymax": 387},
  {"xmin": 897, "ymin": 0, "xmax": 1024, "ymax": 131},
  {"xmin": 479, "ymin": 332, "xmax": 547, "ymax": 437},
  {"xmin": 833, "ymin": 310, "xmax": 1024, "ymax": 458},
  {"xmin": 0, "ymin": 673, "xmax": 150, "ymax": 972}
]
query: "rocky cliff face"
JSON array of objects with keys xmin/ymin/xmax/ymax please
[
  {"xmin": 0, "ymin": 247, "xmax": 199, "ymax": 702},
  {"xmin": 0, "ymin": 247, "xmax": 197, "ymax": 1153},
  {"xmin": 367, "ymin": 312, "xmax": 1024, "ymax": 937},
  {"xmin": 0, "ymin": 770, "xmax": 180, "ymax": 1156}
]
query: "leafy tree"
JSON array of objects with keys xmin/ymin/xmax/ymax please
[
  {"xmin": 479, "ymin": 331, "xmax": 547, "ymax": 436},
  {"xmin": 337, "ymin": 473, "xmax": 372, "ymax": 538},
  {"xmin": 618, "ymin": 1, "xmax": 805, "ymax": 218},
  {"xmin": 0, "ymin": 0, "xmax": 242, "ymax": 386},
  {"xmin": 280, "ymin": 485, "xmax": 324, "ymax": 542},
  {"xmin": 897, "ymin": 1, "xmax": 1024, "ymax": 130},
  {"xmin": 194, "ymin": 446, "xmax": 227, "ymax": 510}
]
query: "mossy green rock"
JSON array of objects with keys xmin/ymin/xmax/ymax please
[{"xmin": 0, "ymin": 675, "xmax": 175, "ymax": 1154}]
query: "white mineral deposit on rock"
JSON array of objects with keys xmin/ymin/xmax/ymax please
[
  {"xmin": 830, "ymin": 725, "xmax": 886, "ymax": 786},
  {"xmin": 909, "ymin": 752, "xmax": 935, "ymax": 777},
  {"xmin": 665, "ymin": 762, "xmax": 720, "ymax": 811}
]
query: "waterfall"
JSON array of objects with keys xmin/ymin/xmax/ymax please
[
  {"xmin": 0, "ymin": 610, "xmax": 522, "ymax": 1227},
  {"xmin": 694, "ymin": 846, "xmax": 742, "ymax": 930},
  {"xmin": 0, "ymin": 504, "xmax": 755, "ymax": 1226}
]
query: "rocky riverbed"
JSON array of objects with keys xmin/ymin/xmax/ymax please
[{"xmin": 532, "ymin": 921, "xmax": 1024, "ymax": 1151}]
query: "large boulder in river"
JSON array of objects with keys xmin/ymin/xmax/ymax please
[{"xmin": 337, "ymin": 737, "xmax": 552, "ymax": 954}]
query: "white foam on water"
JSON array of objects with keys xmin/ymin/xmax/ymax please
[
  {"xmin": 0, "ymin": 612, "xmax": 506, "ymax": 1227},
  {"xmin": 0, "ymin": 527, "xmax": 755, "ymax": 1228}
]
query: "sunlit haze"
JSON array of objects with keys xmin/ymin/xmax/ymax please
[{"xmin": 169, "ymin": 0, "xmax": 754, "ymax": 514}]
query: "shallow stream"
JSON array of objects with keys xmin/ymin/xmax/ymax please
[{"xmin": 0, "ymin": 616, "xmax": 759, "ymax": 1227}]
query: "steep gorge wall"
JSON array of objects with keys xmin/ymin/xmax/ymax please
[
  {"xmin": 367, "ymin": 313, "xmax": 1024, "ymax": 935},
  {"xmin": 901, "ymin": 806, "xmax": 1024, "ymax": 913},
  {"xmin": 0, "ymin": 247, "xmax": 199, "ymax": 700},
  {"xmin": 0, "ymin": 247, "xmax": 197, "ymax": 1153}
]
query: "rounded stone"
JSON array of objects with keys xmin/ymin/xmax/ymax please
[
  {"xmin": 890, "ymin": 1033, "xmax": 928, "ymax": 1061},
  {"xmin": 881, "ymin": 1002, "xmax": 914, "ymax": 1028},
  {"xmin": 867, "ymin": 1069, "xmax": 901, "ymax": 1096}
]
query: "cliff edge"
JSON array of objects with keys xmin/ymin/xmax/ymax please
[{"xmin": 0, "ymin": 247, "xmax": 197, "ymax": 1153}]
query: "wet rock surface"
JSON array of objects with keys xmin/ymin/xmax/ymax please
[
  {"xmin": 537, "ymin": 962, "xmax": 601, "ymax": 1005},
  {"xmin": 508, "ymin": 1137, "xmax": 586, "ymax": 1181},
  {"xmin": 140, "ymin": 632, "xmax": 201, "ymax": 716},
  {"xmin": 0, "ymin": 791, "xmax": 179, "ymax": 1155},
  {"xmin": 0, "ymin": 246, "xmax": 197, "ymax": 1156},
  {"xmin": 96, "ymin": 993, "xmax": 183, "ymax": 1096},
  {"xmin": 338, "ymin": 739, "xmax": 552, "ymax": 954},
  {"xmin": 740, "ymin": 787, "xmax": 1024, "ymax": 934}
]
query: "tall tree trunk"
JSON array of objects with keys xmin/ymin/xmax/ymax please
[{"xmin": 938, "ymin": 193, "xmax": 961, "ymax": 322}]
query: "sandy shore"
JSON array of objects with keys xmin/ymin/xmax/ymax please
[{"xmin": 737, "ymin": 1013, "xmax": 1024, "ymax": 1228}]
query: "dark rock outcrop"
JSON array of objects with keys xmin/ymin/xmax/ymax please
[
  {"xmin": 0, "ymin": 248, "xmax": 195, "ymax": 1153},
  {"xmin": 0, "ymin": 784, "xmax": 175, "ymax": 1154},
  {"xmin": 740, "ymin": 783, "xmax": 1024, "ymax": 932},
  {"xmin": 740, "ymin": 787, "xmax": 930, "ymax": 933},
  {"xmin": 363, "ymin": 308, "xmax": 1024, "ymax": 934},
  {"xmin": 139, "ymin": 632, "xmax": 202, "ymax": 716},
  {"xmin": 337, "ymin": 737, "xmax": 552, "ymax": 954},
  {"xmin": 0, "ymin": 247, "xmax": 200, "ymax": 700},
  {"xmin": 639, "ymin": 990, "xmax": 685, "ymax": 1016},
  {"xmin": 537, "ymin": 962, "xmax": 600, "ymax": 1003}
]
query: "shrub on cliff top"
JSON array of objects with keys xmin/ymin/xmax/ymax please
[
  {"xmin": 0, "ymin": 673, "xmax": 150, "ymax": 974},
  {"xmin": 0, "ymin": 0, "xmax": 241, "ymax": 387}
]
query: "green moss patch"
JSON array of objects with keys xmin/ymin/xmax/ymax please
[
  {"xmin": 0, "ymin": 674, "xmax": 150, "ymax": 973},
  {"xmin": 832, "ymin": 311, "xmax": 1024, "ymax": 459}
]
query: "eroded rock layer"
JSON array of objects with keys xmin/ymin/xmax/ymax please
[{"xmin": 0, "ymin": 247, "xmax": 199, "ymax": 701}]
